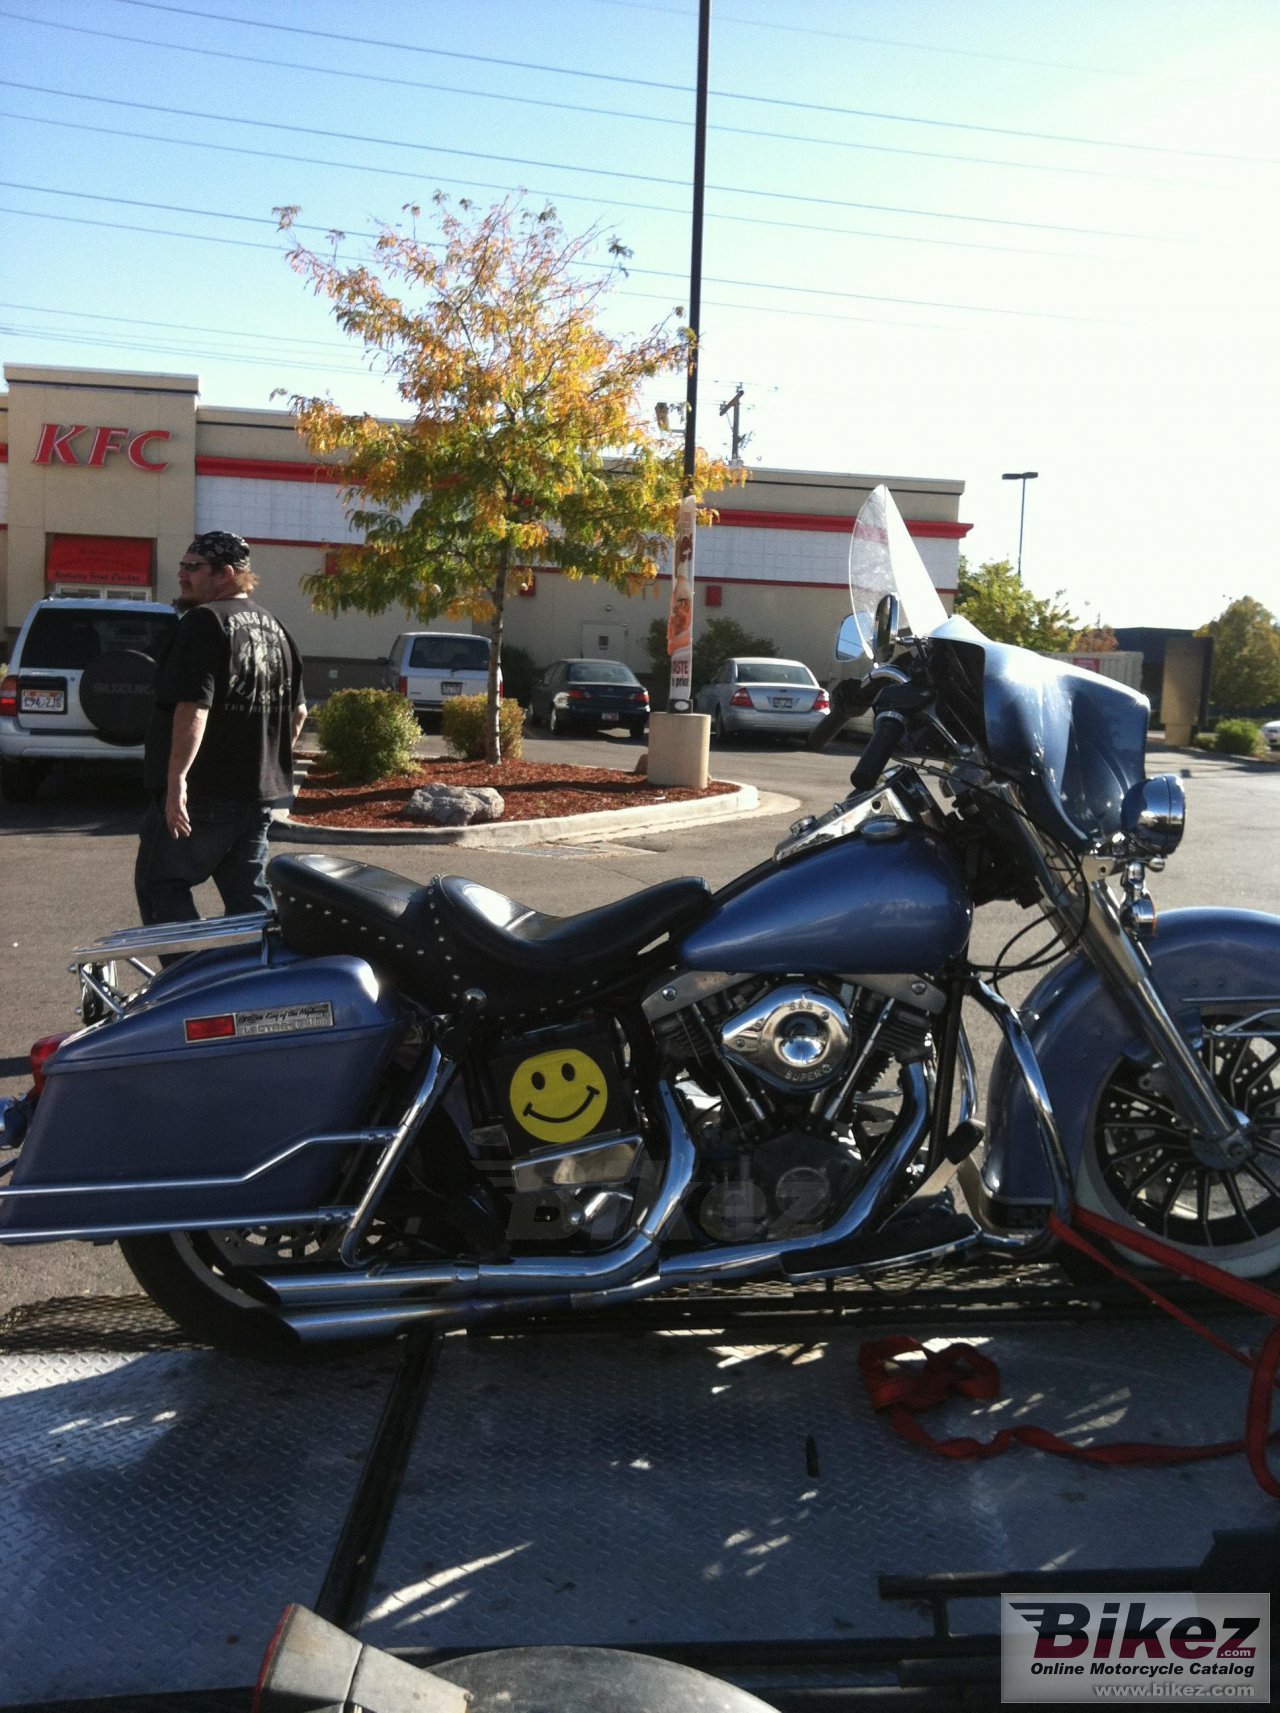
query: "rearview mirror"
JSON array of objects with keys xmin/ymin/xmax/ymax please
[
  {"xmin": 873, "ymin": 594, "xmax": 900, "ymax": 664},
  {"xmin": 835, "ymin": 613, "xmax": 871, "ymax": 661}
]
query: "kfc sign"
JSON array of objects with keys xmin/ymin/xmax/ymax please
[{"xmin": 32, "ymin": 423, "xmax": 171, "ymax": 473}]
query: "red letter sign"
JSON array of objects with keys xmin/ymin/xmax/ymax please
[
  {"xmin": 33, "ymin": 423, "xmax": 88, "ymax": 465},
  {"xmin": 127, "ymin": 430, "xmax": 170, "ymax": 472},
  {"xmin": 87, "ymin": 426, "xmax": 130, "ymax": 467}
]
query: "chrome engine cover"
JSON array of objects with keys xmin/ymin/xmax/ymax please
[{"xmin": 720, "ymin": 984, "xmax": 853, "ymax": 1091}]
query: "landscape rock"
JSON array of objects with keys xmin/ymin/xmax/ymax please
[{"xmin": 406, "ymin": 784, "xmax": 505, "ymax": 826}]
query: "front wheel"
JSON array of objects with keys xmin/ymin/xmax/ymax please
[
  {"xmin": 1070, "ymin": 1000, "xmax": 1280, "ymax": 1280},
  {"xmin": 711, "ymin": 708, "xmax": 730, "ymax": 745},
  {"xmin": 119, "ymin": 1227, "xmax": 369, "ymax": 1360}
]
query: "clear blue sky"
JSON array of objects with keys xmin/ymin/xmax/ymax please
[{"xmin": 2, "ymin": 0, "xmax": 1276, "ymax": 630}]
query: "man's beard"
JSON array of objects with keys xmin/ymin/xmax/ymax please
[{"xmin": 172, "ymin": 595, "xmax": 197, "ymax": 612}]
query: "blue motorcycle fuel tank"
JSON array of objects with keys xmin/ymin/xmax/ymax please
[{"xmin": 677, "ymin": 824, "xmax": 972, "ymax": 975}]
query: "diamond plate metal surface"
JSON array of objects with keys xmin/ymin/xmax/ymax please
[
  {"xmin": 1, "ymin": 1346, "xmax": 396, "ymax": 1706},
  {"xmin": 362, "ymin": 1318, "xmax": 1276, "ymax": 1653}
]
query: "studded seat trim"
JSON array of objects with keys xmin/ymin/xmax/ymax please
[{"xmin": 268, "ymin": 853, "xmax": 710, "ymax": 1017}]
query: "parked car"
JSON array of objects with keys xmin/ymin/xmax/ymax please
[
  {"xmin": 382, "ymin": 631, "xmax": 500, "ymax": 718},
  {"xmin": 529, "ymin": 658, "xmax": 650, "ymax": 738},
  {"xmin": 693, "ymin": 656, "xmax": 830, "ymax": 742},
  {"xmin": 0, "ymin": 596, "xmax": 179, "ymax": 803},
  {"xmin": 1264, "ymin": 718, "xmax": 1280, "ymax": 751}
]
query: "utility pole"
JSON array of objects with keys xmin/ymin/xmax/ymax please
[
  {"xmin": 719, "ymin": 383, "xmax": 751, "ymax": 463},
  {"xmin": 682, "ymin": 0, "xmax": 711, "ymax": 497}
]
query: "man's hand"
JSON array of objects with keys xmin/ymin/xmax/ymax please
[{"xmin": 166, "ymin": 778, "xmax": 192, "ymax": 838}]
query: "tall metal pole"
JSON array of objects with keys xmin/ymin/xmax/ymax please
[
  {"xmin": 1002, "ymin": 470, "xmax": 1038, "ymax": 579},
  {"xmin": 682, "ymin": 0, "xmax": 711, "ymax": 496}
]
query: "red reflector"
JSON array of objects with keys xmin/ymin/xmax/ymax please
[
  {"xmin": 185, "ymin": 1014, "xmax": 236, "ymax": 1042},
  {"xmin": 0, "ymin": 675, "xmax": 18, "ymax": 718},
  {"xmin": 30, "ymin": 1032, "xmax": 72, "ymax": 1095}
]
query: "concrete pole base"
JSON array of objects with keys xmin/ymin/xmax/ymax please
[{"xmin": 647, "ymin": 711, "xmax": 711, "ymax": 789}]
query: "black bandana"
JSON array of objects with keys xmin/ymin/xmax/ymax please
[{"xmin": 188, "ymin": 530, "xmax": 251, "ymax": 570}]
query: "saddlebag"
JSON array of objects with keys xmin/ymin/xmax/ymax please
[{"xmin": 0, "ymin": 944, "xmax": 409, "ymax": 1241}]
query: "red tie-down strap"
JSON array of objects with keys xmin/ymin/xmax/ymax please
[{"xmin": 859, "ymin": 1204, "xmax": 1280, "ymax": 1498}]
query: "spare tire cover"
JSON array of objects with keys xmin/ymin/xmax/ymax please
[{"xmin": 79, "ymin": 649, "xmax": 160, "ymax": 744}]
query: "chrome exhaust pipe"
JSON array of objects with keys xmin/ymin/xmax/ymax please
[
  {"xmin": 267, "ymin": 1082, "xmax": 697, "ymax": 1311},
  {"xmin": 278, "ymin": 1068, "xmax": 934, "ymax": 1343}
]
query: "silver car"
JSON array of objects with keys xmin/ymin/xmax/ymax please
[
  {"xmin": 1263, "ymin": 718, "xmax": 1280, "ymax": 751},
  {"xmin": 694, "ymin": 656, "xmax": 830, "ymax": 743}
]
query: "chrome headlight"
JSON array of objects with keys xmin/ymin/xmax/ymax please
[{"xmin": 1121, "ymin": 773, "xmax": 1186, "ymax": 858}]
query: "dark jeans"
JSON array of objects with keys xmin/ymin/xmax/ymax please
[{"xmin": 134, "ymin": 793, "xmax": 274, "ymax": 927}]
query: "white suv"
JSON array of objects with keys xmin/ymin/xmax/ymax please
[
  {"xmin": 1, "ymin": 597, "xmax": 178, "ymax": 803},
  {"xmin": 382, "ymin": 630, "xmax": 500, "ymax": 718}
]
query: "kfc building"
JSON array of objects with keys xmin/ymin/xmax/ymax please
[{"xmin": 0, "ymin": 363, "xmax": 970, "ymax": 690}]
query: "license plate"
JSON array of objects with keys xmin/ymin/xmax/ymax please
[
  {"xmin": 441, "ymin": 681, "xmax": 463, "ymax": 696},
  {"xmin": 21, "ymin": 688, "xmax": 65, "ymax": 713},
  {"xmin": 600, "ymin": 712, "xmax": 618, "ymax": 724},
  {"xmin": 771, "ymin": 696, "xmax": 794, "ymax": 709}
]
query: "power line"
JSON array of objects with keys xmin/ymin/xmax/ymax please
[
  {"xmin": 102, "ymin": 0, "xmax": 1280, "ymax": 165},
  {"xmin": 0, "ymin": 111, "xmax": 1147, "ymax": 265},
  {"xmin": 0, "ymin": 299, "xmax": 362, "ymax": 357},
  {"xmin": 0, "ymin": 200, "xmax": 1112, "ymax": 322},
  {"xmin": 0, "ymin": 83, "xmax": 1187, "ymax": 240},
  {"xmin": 0, "ymin": 7, "xmax": 1194, "ymax": 188}
]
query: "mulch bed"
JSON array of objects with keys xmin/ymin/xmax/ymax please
[{"xmin": 291, "ymin": 758, "xmax": 736, "ymax": 829}]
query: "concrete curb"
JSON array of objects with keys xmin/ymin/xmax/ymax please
[{"xmin": 270, "ymin": 779, "xmax": 767, "ymax": 847}]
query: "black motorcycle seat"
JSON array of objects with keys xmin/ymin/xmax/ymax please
[{"xmin": 268, "ymin": 853, "xmax": 711, "ymax": 1018}]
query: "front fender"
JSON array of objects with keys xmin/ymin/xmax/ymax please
[{"xmin": 983, "ymin": 906, "xmax": 1280, "ymax": 1208}]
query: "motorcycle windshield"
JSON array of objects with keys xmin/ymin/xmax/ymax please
[
  {"xmin": 846, "ymin": 484, "xmax": 948, "ymax": 659},
  {"xmin": 929, "ymin": 618, "xmax": 1151, "ymax": 850}
]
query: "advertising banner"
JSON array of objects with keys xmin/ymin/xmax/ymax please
[{"xmin": 667, "ymin": 495, "xmax": 696, "ymax": 709}]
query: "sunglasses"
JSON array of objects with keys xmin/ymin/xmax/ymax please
[{"xmin": 178, "ymin": 559, "xmax": 213, "ymax": 572}]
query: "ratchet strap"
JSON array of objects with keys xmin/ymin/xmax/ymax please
[{"xmin": 859, "ymin": 1205, "xmax": 1280, "ymax": 1497}]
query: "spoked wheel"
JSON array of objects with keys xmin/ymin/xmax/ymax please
[
  {"xmin": 120, "ymin": 1224, "xmax": 363, "ymax": 1360},
  {"xmin": 1073, "ymin": 1002, "xmax": 1280, "ymax": 1279}
]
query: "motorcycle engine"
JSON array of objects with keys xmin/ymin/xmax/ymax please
[{"xmin": 648, "ymin": 972, "xmax": 932, "ymax": 1244}]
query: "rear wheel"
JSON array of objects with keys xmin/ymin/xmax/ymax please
[
  {"xmin": 628, "ymin": 722, "xmax": 646, "ymax": 741},
  {"xmin": 119, "ymin": 1225, "xmax": 371, "ymax": 1360},
  {"xmin": 548, "ymin": 705, "xmax": 565, "ymax": 736},
  {"xmin": 0, "ymin": 759, "xmax": 45, "ymax": 804},
  {"xmin": 1070, "ymin": 1000, "xmax": 1280, "ymax": 1280},
  {"xmin": 712, "ymin": 708, "xmax": 730, "ymax": 745}
]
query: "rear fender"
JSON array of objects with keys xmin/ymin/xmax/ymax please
[{"xmin": 983, "ymin": 907, "xmax": 1280, "ymax": 1209}]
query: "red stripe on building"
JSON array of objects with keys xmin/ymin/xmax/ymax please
[
  {"xmin": 717, "ymin": 508, "xmax": 970, "ymax": 539},
  {"xmin": 0, "ymin": 443, "xmax": 8, "ymax": 463},
  {"xmin": 195, "ymin": 456, "xmax": 343, "ymax": 483}
]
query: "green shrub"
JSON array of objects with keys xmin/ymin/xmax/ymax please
[
  {"xmin": 1213, "ymin": 718, "xmax": 1263, "ymax": 757},
  {"xmin": 1192, "ymin": 731, "xmax": 1218, "ymax": 751},
  {"xmin": 643, "ymin": 615, "xmax": 778, "ymax": 705},
  {"xmin": 313, "ymin": 688, "xmax": 421, "ymax": 784},
  {"xmin": 499, "ymin": 643, "xmax": 540, "ymax": 707},
  {"xmin": 440, "ymin": 694, "xmax": 525, "ymax": 760}
]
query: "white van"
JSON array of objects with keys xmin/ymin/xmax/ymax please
[{"xmin": 382, "ymin": 631, "xmax": 502, "ymax": 717}]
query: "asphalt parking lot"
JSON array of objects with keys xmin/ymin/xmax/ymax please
[{"xmin": 2, "ymin": 731, "xmax": 1278, "ymax": 1314}]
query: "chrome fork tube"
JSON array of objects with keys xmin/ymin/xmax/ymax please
[{"xmin": 1079, "ymin": 879, "xmax": 1249, "ymax": 1165}]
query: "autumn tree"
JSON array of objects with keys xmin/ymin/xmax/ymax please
[
  {"xmin": 1198, "ymin": 596, "xmax": 1280, "ymax": 711},
  {"xmin": 282, "ymin": 194, "xmax": 737, "ymax": 762},
  {"xmin": 955, "ymin": 555, "xmax": 1077, "ymax": 653},
  {"xmin": 1069, "ymin": 624, "xmax": 1119, "ymax": 653}
]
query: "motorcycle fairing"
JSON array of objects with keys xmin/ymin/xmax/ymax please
[
  {"xmin": 677, "ymin": 824, "xmax": 972, "ymax": 976},
  {"xmin": 0, "ymin": 946, "xmax": 408, "ymax": 1240},
  {"xmin": 983, "ymin": 906, "xmax": 1280, "ymax": 1207}
]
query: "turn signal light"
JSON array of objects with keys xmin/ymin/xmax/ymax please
[
  {"xmin": 30, "ymin": 1032, "xmax": 72, "ymax": 1096},
  {"xmin": 730, "ymin": 689, "xmax": 753, "ymax": 707},
  {"xmin": 0, "ymin": 675, "xmax": 18, "ymax": 717}
]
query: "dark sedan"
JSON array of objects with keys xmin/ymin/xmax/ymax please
[{"xmin": 529, "ymin": 658, "xmax": 650, "ymax": 738}]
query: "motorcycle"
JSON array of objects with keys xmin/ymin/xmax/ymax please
[{"xmin": 3, "ymin": 487, "xmax": 1278, "ymax": 1358}]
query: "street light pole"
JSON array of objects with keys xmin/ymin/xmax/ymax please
[
  {"xmin": 1002, "ymin": 471, "xmax": 1038, "ymax": 579},
  {"xmin": 682, "ymin": 0, "xmax": 711, "ymax": 497}
]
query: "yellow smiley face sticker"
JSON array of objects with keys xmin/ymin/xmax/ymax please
[{"xmin": 508, "ymin": 1048, "xmax": 607, "ymax": 1144}]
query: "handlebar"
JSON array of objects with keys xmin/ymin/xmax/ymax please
[
  {"xmin": 849, "ymin": 710, "xmax": 908, "ymax": 792},
  {"xmin": 805, "ymin": 676, "xmax": 878, "ymax": 752}
]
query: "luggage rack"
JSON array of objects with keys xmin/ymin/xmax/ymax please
[{"xmin": 70, "ymin": 913, "xmax": 276, "ymax": 1019}]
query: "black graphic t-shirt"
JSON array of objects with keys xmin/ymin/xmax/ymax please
[{"xmin": 144, "ymin": 598, "xmax": 305, "ymax": 802}]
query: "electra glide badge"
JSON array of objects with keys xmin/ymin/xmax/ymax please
[{"xmin": 183, "ymin": 1003, "xmax": 334, "ymax": 1043}]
